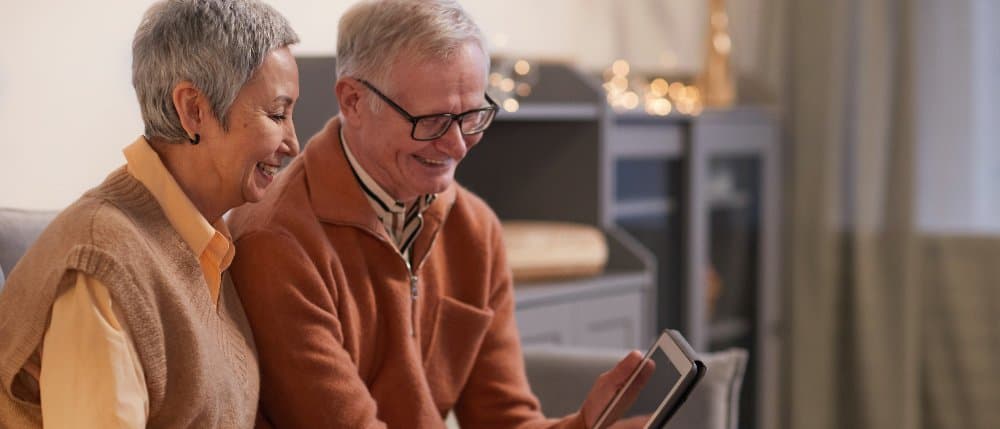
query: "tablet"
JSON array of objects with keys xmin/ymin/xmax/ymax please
[{"xmin": 593, "ymin": 329, "xmax": 706, "ymax": 429}]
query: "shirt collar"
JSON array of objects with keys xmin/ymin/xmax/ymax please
[{"xmin": 123, "ymin": 137, "xmax": 234, "ymax": 270}]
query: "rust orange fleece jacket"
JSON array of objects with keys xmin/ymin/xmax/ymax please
[{"xmin": 227, "ymin": 117, "xmax": 586, "ymax": 429}]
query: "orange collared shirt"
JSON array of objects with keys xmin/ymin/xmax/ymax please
[
  {"xmin": 39, "ymin": 137, "xmax": 234, "ymax": 428},
  {"xmin": 123, "ymin": 136, "xmax": 234, "ymax": 303}
]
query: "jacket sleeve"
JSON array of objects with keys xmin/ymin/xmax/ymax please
[
  {"xmin": 230, "ymin": 230, "xmax": 387, "ymax": 429},
  {"xmin": 451, "ymin": 219, "xmax": 587, "ymax": 429}
]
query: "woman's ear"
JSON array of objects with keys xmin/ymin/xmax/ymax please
[
  {"xmin": 172, "ymin": 81, "xmax": 205, "ymax": 139},
  {"xmin": 335, "ymin": 79, "xmax": 365, "ymax": 127}
]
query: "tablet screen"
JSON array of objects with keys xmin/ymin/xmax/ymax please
[
  {"xmin": 594, "ymin": 330, "xmax": 702, "ymax": 429},
  {"xmin": 622, "ymin": 347, "xmax": 682, "ymax": 419}
]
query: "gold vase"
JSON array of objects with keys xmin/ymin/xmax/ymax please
[{"xmin": 696, "ymin": 0, "xmax": 737, "ymax": 108}]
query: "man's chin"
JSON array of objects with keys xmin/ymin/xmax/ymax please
[
  {"xmin": 417, "ymin": 180, "xmax": 452, "ymax": 196},
  {"xmin": 241, "ymin": 187, "xmax": 266, "ymax": 206},
  {"xmin": 433, "ymin": 177, "xmax": 456, "ymax": 193}
]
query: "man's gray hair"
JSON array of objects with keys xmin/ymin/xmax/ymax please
[
  {"xmin": 133, "ymin": 0, "xmax": 299, "ymax": 142},
  {"xmin": 336, "ymin": 0, "xmax": 488, "ymax": 109}
]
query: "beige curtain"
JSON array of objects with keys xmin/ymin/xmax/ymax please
[
  {"xmin": 920, "ymin": 236, "xmax": 1000, "ymax": 428},
  {"xmin": 781, "ymin": 0, "xmax": 1000, "ymax": 429}
]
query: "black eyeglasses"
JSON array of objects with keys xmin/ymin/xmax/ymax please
[{"xmin": 358, "ymin": 79, "xmax": 498, "ymax": 141}]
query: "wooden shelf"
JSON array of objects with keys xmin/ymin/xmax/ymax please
[
  {"xmin": 613, "ymin": 198, "xmax": 675, "ymax": 218},
  {"xmin": 709, "ymin": 192, "xmax": 750, "ymax": 210},
  {"xmin": 515, "ymin": 271, "xmax": 648, "ymax": 308},
  {"xmin": 494, "ymin": 103, "xmax": 600, "ymax": 121}
]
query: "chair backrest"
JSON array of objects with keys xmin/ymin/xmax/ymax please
[{"xmin": 0, "ymin": 208, "xmax": 58, "ymax": 290}]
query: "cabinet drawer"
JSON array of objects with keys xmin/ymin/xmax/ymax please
[
  {"xmin": 516, "ymin": 301, "xmax": 575, "ymax": 347},
  {"xmin": 575, "ymin": 292, "xmax": 643, "ymax": 349},
  {"xmin": 608, "ymin": 123, "xmax": 684, "ymax": 157},
  {"xmin": 515, "ymin": 290, "xmax": 645, "ymax": 349}
]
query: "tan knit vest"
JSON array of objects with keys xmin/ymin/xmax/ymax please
[{"xmin": 0, "ymin": 167, "xmax": 259, "ymax": 428}]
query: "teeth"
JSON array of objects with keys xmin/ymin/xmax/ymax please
[
  {"xmin": 416, "ymin": 156, "xmax": 446, "ymax": 166},
  {"xmin": 257, "ymin": 162, "xmax": 279, "ymax": 177}
]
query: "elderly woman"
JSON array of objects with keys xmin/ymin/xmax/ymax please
[{"xmin": 0, "ymin": 1, "xmax": 299, "ymax": 427}]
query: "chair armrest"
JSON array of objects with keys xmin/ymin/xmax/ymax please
[
  {"xmin": 0, "ymin": 207, "xmax": 58, "ymax": 278},
  {"xmin": 523, "ymin": 345, "xmax": 623, "ymax": 418},
  {"xmin": 522, "ymin": 345, "xmax": 748, "ymax": 429}
]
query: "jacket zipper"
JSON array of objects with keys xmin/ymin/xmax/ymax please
[
  {"xmin": 323, "ymin": 205, "xmax": 450, "ymax": 340},
  {"xmin": 403, "ymin": 257, "xmax": 418, "ymax": 337},
  {"xmin": 402, "ymin": 230, "xmax": 441, "ymax": 338},
  {"xmin": 351, "ymin": 228, "xmax": 442, "ymax": 338}
]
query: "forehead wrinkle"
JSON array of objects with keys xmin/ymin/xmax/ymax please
[
  {"xmin": 392, "ymin": 64, "xmax": 486, "ymax": 116},
  {"xmin": 273, "ymin": 95, "xmax": 294, "ymax": 106}
]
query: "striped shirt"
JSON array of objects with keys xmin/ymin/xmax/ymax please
[{"xmin": 339, "ymin": 128, "xmax": 436, "ymax": 261}]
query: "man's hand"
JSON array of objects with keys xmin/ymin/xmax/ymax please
[
  {"xmin": 578, "ymin": 350, "xmax": 656, "ymax": 429},
  {"xmin": 609, "ymin": 414, "xmax": 650, "ymax": 429}
]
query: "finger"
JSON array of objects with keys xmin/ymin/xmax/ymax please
[
  {"xmin": 631, "ymin": 358, "xmax": 656, "ymax": 389},
  {"xmin": 609, "ymin": 414, "xmax": 650, "ymax": 429},
  {"xmin": 612, "ymin": 356, "xmax": 656, "ymax": 423},
  {"xmin": 583, "ymin": 350, "xmax": 646, "ymax": 428},
  {"xmin": 603, "ymin": 350, "xmax": 645, "ymax": 390}
]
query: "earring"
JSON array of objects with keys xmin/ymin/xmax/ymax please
[{"xmin": 188, "ymin": 133, "xmax": 200, "ymax": 145}]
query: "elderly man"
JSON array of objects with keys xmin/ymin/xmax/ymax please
[{"xmin": 228, "ymin": 1, "xmax": 644, "ymax": 427}]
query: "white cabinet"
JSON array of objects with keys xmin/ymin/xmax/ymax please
[
  {"xmin": 516, "ymin": 286, "xmax": 646, "ymax": 349},
  {"xmin": 513, "ymin": 229, "xmax": 654, "ymax": 351}
]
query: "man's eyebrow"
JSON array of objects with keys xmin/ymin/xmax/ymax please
[{"xmin": 273, "ymin": 95, "xmax": 294, "ymax": 106}]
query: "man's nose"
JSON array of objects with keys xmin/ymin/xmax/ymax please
[
  {"xmin": 433, "ymin": 120, "xmax": 469, "ymax": 159},
  {"xmin": 282, "ymin": 119, "xmax": 300, "ymax": 158}
]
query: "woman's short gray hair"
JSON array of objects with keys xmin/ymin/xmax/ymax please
[
  {"xmin": 336, "ymin": 0, "xmax": 488, "ymax": 108},
  {"xmin": 133, "ymin": 0, "xmax": 299, "ymax": 142}
]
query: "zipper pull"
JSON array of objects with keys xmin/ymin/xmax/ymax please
[{"xmin": 409, "ymin": 275, "xmax": 419, "ymax": 337}]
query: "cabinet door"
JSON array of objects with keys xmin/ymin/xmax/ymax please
[
  {"xmin": 516, "ymin": 288, "xmax": 646, "ymax": 349},
  {"xmin": 516, "ymin": 301, "xmax": 575, "ymax": 347},
  {"xmin": 573, "ymin": 291, "xmax": 643, "ymax": 349}
]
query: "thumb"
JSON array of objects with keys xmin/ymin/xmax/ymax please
[{"xmin": 580, "ymin": 350, "xmax": 646, "ymax": 428}]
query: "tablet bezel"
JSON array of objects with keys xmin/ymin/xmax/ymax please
[{"xmin": 592, "ymin": 329, "xmax": 703, "ymax": 429}]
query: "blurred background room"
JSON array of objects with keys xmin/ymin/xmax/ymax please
[{"xmin": 1, "ymin": 1, "xmax": 997, "ymax": 429}]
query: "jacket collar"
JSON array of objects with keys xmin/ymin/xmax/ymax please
[{"xmin": 303, "ymin": 116, "xmax": 457, "ymax": 250}]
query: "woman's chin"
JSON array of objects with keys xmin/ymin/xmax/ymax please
[
  {"xmin": 241, "ymin": 186, "xmax": 267, "ymax": 205},
  {"xmin": 242, "ymin": 168, "xmax": 275, "ymax": 203}
]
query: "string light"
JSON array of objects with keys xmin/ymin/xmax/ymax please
[
  {"xmin": 611, "ymin": 59, "xmax": 630, "ymax": 77},
  {"xmin": 600, "ymin": 61, "xmax": 703, "ymax": 116},
  {"xmin": 516, "ymin": 83, "xmax": 532, "ymax": 97},
  {"xmin": 502, "ymin": 98, "xmax": 520, "ymax": 112},
  {"xmin": 487, "ymin": 57, "xmax": 538, "ymax": 111},
  {"xmin": 500, "ymin": 78, "xmax": 515, "ymax": 92},
  {"xmin": 489, "ymin": 72, "xmax": 503, "ymax": 87},
  {"xmin": 610, "ymin": 76, "xmax": 628, "ymax": 92},
  {"xmin": 650, "ymin": 78, "xmax": 669, "ymax": 97},
  {"xmin": 622, "ymin": 91, "xmax": 639, "ymax": 110},
  {"xmin": 668, "ymin": 82, "xmax": 685, "ymax": 100},
  {"xmin": 514, "ymin": 60, "xmax": 531, "ymax": 76}
]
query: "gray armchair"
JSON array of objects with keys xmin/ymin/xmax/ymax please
[
  {"xmin": 0, "ymin": 208, "xmax": 57, "ymax": 285},
  {"xmin": 523, "ymin": 345, "xmax": 747, "ymax": 429},
  {"xmin": 445, "ymin": 346, "xmax": 747, "ymax": 429},
  {"xmin": 2, "ymin": 209, "xmax": 749, "ymax": 429}
]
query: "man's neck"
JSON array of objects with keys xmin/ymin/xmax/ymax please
[{"xmin": 341, "ymin": 126, "xmax": 419, "ymax": 206}]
